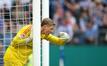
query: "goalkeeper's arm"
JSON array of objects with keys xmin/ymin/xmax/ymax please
[
  {"xmin": 11, "ymin": 25, "xmax": 32, "ymax": 47},
  {"xmin": 12, "ymin": 32, "xmax": 32, "ymax": 47},
  {"xmin": 45, "ymin": 32, "xmax": 70, "ymax": 45}
]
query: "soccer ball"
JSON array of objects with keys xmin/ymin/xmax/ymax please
[{"xmin": 59, "ymin": 32, "xmax": 70, "ymax": 40}]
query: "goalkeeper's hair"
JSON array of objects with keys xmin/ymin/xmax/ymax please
[{"xmin": 41, "ymin": 18, "xmax": 55, "ymax": 26}]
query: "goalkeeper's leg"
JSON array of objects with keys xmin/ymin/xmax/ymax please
[
  {"xmin": 4, "ymin": 60, "xmax": 24, "ymax": 66},
  {"xmin": 26, "ymin": 54, "xmax": 32, "ymax": 66}
]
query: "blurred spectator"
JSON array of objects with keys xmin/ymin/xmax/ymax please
[
  {"xmin": 3, "ymin": 4, "xmax": 10, "ymax": 20},
  {"xmin": 79, "ymin": 0, "xmax": 95, "ymax": 10},
  {"xmin": 0, "ymin": 34, "xmax": 3, "ymax": 40},
  {"xmin": 5, "ymin": 20, "xmax": 10, "ymax": 32},
  {"xmin": 0, "ymin": 0, "xmax": 13, "ymax": 9},
  {"xmin": 0, "ymin": 41, "xmax": 3, "ymax": 49},
  {"xmin": 53, "ymin": 4, "xmax": 64, "ymax": 29},
  {"xmin": 64, "ymin": 0, "xmax": 80, "ymax": 20},
  {"xmin": 55, "ymin": 11, "xmax": 75, "ymax": 37},
  {"xmin": 0, "ymin": 17, "xmax": 3, "ymax": 33},
  {"xmin": 64, "ymin": 0, "xmax": 80, "ymax": 13},
  {"xmin": 72, "ymin": 9, "xmax": 90, "ymax": 44},
  {"xmin": 0, "ymin": 1, "xmax": 4, "ymax": 9},
  {"xmin": 20, "ymin": 0, "xmax": 31, "ymax": 5},
  {"xmin": 79, "ymin": 9, "xmax": 89, "ymax": 32},
  {"xmin": 84, "ymin": 19, "xmax": 98, "ymax": 44},
  {"xmin": 4, "ymin": 0, "xmax": 13, "ymax": 9},
  {"xmin": 102, "ymin": 0, "xmax": 107, "ymax": 4},
  {"xmin": 50, "ymin": 0, "xmax": 64, "ymax": 18},
  {"xmin": 98, "ymin": 12, "xmax": 107, "ymax": 45},
  {"xmin": 4, "ymin": 33, "xmax": 11, "ymax": 46},
  {"xmin": 11, "ymin": 22, "xmax": 17, "ymax": 33},
  {"xmin": 90, "ymin": 0, "xmax": 104, "ymax": 26},
  {"xmin": 64, "ymin": 11, "xmax": 78, "ymax": 35}
]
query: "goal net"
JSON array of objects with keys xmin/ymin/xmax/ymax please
[{"xmin": 0, "ymin": 0, "xmax": 32, "ymax": 65}]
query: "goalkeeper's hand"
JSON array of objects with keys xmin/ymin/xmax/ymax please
[
  {"xmin": 26, "ymin": 31, "xmax": 33, "ymax": 43},
  {"xmin": 59, "ymin": 32, "xmax": 70, "ymax": 43}
]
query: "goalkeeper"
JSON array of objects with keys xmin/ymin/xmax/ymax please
[{"xmin": 3, "ymin": 18, "xmax": 70, "ymax": 66}]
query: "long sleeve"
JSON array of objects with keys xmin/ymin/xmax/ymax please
[
  {"xmin": 12, "ymin": 35, "xmax": 29, "ymax": 45},
  {"xmin": 45, "ymin": 34, "xmax": 65, "ymax": 45},
  {"xmin": 11, "ymin": 25, "xmax": 32, "ymax": 47}
]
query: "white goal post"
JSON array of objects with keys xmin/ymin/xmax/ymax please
[
  {"xmin": 33, "ymin": 0, "xmax": 49, "ymax": 66},
  {"xmin": 42, "ymin": 0, "xmax": 49, "ymax": 66},
  {"xmin": 33, "ymin": 0, "xmax": 41, "ymax": 66}
]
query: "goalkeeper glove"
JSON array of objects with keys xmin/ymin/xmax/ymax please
[{"xmin": 59, "ymin": 32, "xmax": 70, "ymax": 42}]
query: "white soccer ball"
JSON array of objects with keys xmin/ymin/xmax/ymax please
[{"xmin": 59, "ymin": 32, "xmax": 70, "ymax": 40}]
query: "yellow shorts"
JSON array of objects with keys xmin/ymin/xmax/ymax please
[{"xmin": 4, "ymin": 60, "xmax": 24, "ymax": 66}]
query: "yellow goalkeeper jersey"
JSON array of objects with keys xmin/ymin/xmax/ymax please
[
  {"xmin": 4, "ymin": 24, "xmax": 65, "ymax": 65},
  {"xmin": 4, "ymin": 24, "xmax": 32, "ymax": 64}
]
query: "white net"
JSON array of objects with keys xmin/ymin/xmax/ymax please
[{"xmin": 0, "ymin": 0, "xmax": 32, "ymax": 65}]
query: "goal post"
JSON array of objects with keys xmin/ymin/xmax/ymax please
[
  {"xmin": 33, "ymin": 0, "xmax": 41, "ymax": 66},
  {"xmin": 33, "ymin": 0, "xmax": 49, "ymax": 66},
  {"xmin": 42, "ymin": 0, "xmax": 49, "ymax": 66}
]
